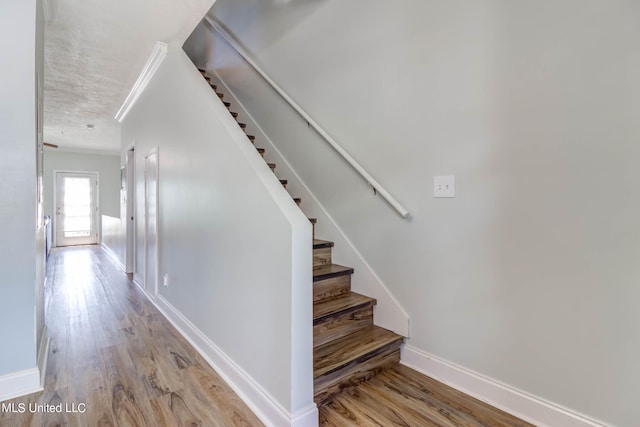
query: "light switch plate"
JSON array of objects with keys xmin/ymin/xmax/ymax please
[{"xmin": 434, "ymin": 175, "xmax": 456, "ymax": 197}]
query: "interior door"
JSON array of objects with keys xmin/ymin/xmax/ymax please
[
  {"xmin": 144, "ymin": 150, "xmax": 158, "ymax": 297},
  {"xmin": 55, "ymin": 172, "xmax": 98, "ymax": 247}
]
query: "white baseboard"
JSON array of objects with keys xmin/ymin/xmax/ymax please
[
  {"xmin": 140, "ymin": 292, "xmax": 317, "ymax": 427},
  {"xmin": 101, "ymin": 243, "xmax": 126, "ymax": 272},
  {"xmin": 133, "ymin": 273, "xmax": 144, "ymax": 290},
  {"xmin": 401, "ymin": 345, "xmax": 609, "ymax": 427},
  {"xmin": 289, "ymin": 404, "xmax": 319, "ymax": 427},
  {"xmin": 0, "ymin": 368, "xmax": 42, "ymax": 403}
]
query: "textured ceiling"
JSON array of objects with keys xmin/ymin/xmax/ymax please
[{"xmin": 43, "ymin": 0, "xmax": 215, "ymax": 154}]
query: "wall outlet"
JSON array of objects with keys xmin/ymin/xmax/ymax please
[
  {"xmin": 434, "ymin": 175, "xmax": 456, "ymax": 197},
  {"xmin": 163, "ymin": 273, "xmax": 170, "ymax": 287}
]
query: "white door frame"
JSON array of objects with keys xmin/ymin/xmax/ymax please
[
  {"xmin": 144, "ymin": 148, "xmax": 159, "ymax": 299},
  {"xmin": 53, "ymin": 170, "xmax": 100, "ymax": 247},
  {"xmin": 125, "ymin": 145, "xmax": 136, "ymax": 274}
]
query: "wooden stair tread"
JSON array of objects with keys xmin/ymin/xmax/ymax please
[
  {"xmin": 313, "ymin": 239, "xmax": 334, "ymax": 249},
  {"xmin": 314, "ymin": 292, "xmax": 376, "ymax": 322},
  {"xmin": 313, "ymin": 264, "xmax": 353, "ymax": 281},
  {"xmin": 314, "ymin": 326, "xmax": 403, "ymax": 378}
]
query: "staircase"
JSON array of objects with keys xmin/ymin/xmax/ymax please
[{"xmin": 199, "ymin": 69, "xmax": 404, "ymax": 406}]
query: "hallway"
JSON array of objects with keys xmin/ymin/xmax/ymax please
[{"xmin": 0, "ymin": 246, "xmax": 262, "ymax": 426}]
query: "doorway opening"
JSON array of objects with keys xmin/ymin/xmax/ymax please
[{"xmin": 55, "ymin": 172, "xmax": 99, "ymax": 247}]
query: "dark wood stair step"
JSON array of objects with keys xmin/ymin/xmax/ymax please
[
  {"xmin": 280, "ymin": 179, "xmax": 288, "ymax": 188},
  {"xmin": 230, "ymin": 111, "xmax": 238, "ymax": 118},
  {"xmin": 293, "ymin": 197, "xmax": 302, "ymax": 206},
  {"xmin": 224, "ymin": 102, "xmax": 231, "ymax": 108},
  {"xmin": 314, "ymin": 292, "xmax": 375, "ymax": 323},
  {"xmin": 268, "ymin": 163, "xmax": 276, "ymax": 171},
  {"xmin": 256, "ymin": 148, "xmax": 265, "ymax": 157},
  {"xmin": 210, "ymin": 83, "xmax": 217, "ymax": 90},
  {"xmin": 314, "ymin": 292, "xmax": 376, "ymax": 348},
  {"xmin": 313, "ymin": 239, "xmax": 333, "ymax": 268},
  {"xmin": 313, "ymin": 326, "xmax": 403, "ymax": 404},
  {"xmin": 216, "ymin": 92, "xmax": 224, "ymax": 99},
  {"xmin": 247, "ymin": 135, "xmax": 255, "ymax": 142},
  {"xmin": 313, "ymin": 264, "xmax": 353, "ymax": 301},
  {"xmin": 238, "ymin": 122, "xmax": 247, "ymax": 129},
  {"xmin": 313, "ymin": 264, "xmax": 353, "ymax": 282}
]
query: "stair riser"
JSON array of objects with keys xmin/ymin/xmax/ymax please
[
  {"xmin": 314, "ymin": 305, "xmax": 373, "ymax": 348},
  {"xmin": 314, "ymin": 345, "xmax": 401, "ymax": 405},
  {"xmin": 314, "ymin": 275, "xmax": 350, "ymax": 302},
  {"xmin": 313, "ymin": 247, "xmax": 332, "ymax": 268}
]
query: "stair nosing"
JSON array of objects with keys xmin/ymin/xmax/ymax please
[
  {"xmin": 313, "ymin": 239, "xmax": 334, "ymax": 249},
  {"xmin": 313, "ymin": 264, "xmax": 353, "ymax": 282}
]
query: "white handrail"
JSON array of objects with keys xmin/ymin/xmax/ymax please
[{"xmin": 204, "ymin": 16, "xmax": 409, "ymax": 218}]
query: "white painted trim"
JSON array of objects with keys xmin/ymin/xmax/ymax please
[
  {"xmin": 133, "ymin": 273, "xmax": 144, "ymax": 290},
  {"xmin": 125, "ymin": 144, "xmax": 136, "ymax": 274},
  {"xmin": 401, "ymin": 345, "xmax": 609, "ymax": 427},
  {"xmin": 143, "ymin": 147, "xmax": 159, "ymax": 300},
  {"xmin": 207, "ymin": 70, "xmax": 410, "ymax": 337},
  {"xmin": 115, "ymin": 42, "xmax": 168, "ymax": 122},
  {"xmin": 204, "ymin": 17, "xmax": 408, "ymax": 218},
  {"xmin": 146, "ymin": 293, "xmax": 318, "ymax": 427},
  {"xmin": 37, "ymin": 326, "xmax": 50, "ymax": 387},
  {"xmin": 290, "ymin": 404, "xmax": 320, "ymax": 427},
  {"xmin": 0, "ymin": 369, "xmax": 42, "ymax": 403},
  {"xmin": 101, "ymin": 243, "xmax": 126, "ymax": 272}
]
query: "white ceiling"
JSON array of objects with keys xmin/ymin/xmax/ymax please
[{"xmin": 43, "ymin": 0, "xmax": 215, "ymax": 154}]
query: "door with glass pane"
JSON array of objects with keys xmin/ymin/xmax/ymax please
[{"xmin": 55, "ymin": 172, "xmax": 98, "ymax": 246}]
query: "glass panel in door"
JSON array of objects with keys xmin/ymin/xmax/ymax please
[{"xmin": 56, "ymin": 172, "xmax": 98, "ymax": 246}]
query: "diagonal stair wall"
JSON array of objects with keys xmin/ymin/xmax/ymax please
[{"xmin": 118, "ymin": 44, "xmax": 316, "ymax": 427}]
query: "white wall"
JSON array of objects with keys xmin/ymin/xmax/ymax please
[
  {"xmin": 102, "ymin": 214, "xmax": 125, "ymax": 268},
  {"xmin": 120, "ymin": 45, "xmax": 314, "ymax": 425},
  {"xmin": 190, "ymin": 1, "xmax": 640, "ymax": 425},
  {"xmin": 0, "ymin": 0, "xmax": 45, "ymax": 393}
]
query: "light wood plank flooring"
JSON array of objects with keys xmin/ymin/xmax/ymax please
[
  {"xmin": 0, "ymin": 246, "xmax": 263, "ymax": 427},
  {"xmin": 2, "ymin": 245, "xmax": 534, "ymax": 427},
  {"xmin": 319, "ymin": 365, "xmax": 534, "ymax": 426}
]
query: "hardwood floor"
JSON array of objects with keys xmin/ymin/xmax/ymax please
[
  {"xmin": 319, "ymin": 365, "xmax": 534, "ymax": 427},
  {"xmin": 2, "ymin": 244, "xmax": 532, "ymax": 426},
  {"xmin": 0, "ymin": 246, "xmax": 263, "ymax": 427}
]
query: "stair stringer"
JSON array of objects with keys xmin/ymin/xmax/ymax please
[{"xmin": 206, "ymin": 70, "xmax": 409, "ymax": 338}]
